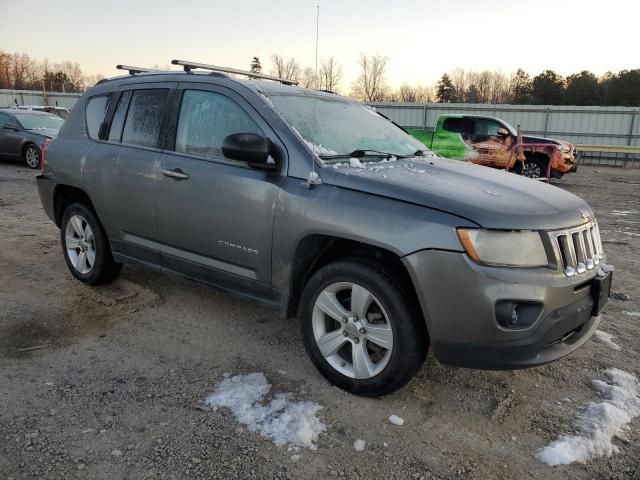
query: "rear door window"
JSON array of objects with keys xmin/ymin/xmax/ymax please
[
  {"xmin": 174, "ymin": 90, "xmax": 262, "ymax": 160},
  {"xmin": 86, "ymin": 94, "xmax": 111, "ymax": 140},
  {"xmin": 442, "ymin": 117, "xmax": 473, "ymax": 135},
  {"xmin": 121, "ymin": 89, "xmax": 169, "ymax": 148}
]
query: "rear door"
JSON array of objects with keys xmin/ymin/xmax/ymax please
[
  {"xmin": 82, "ymin": 83, "xmax": 176, "ymax": 265},
  {"xmin": 431, "ymin": 116, "xmax": 473, "ymax": 160},
  {"xmin": 155, "ymin": 83, "xmax": 282, "ymax": 297}
]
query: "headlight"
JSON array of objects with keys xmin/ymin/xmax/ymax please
[
  {"xmin": 557, "ymin": 145, "xmax": 570, "ymax": 153},
  {"xmin": 457, "ymin": 229, "xmax": 549, "ymax": 267}
]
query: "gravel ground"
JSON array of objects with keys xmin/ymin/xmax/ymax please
[{"xmin": 1, "ymin": 162, "xmax": 639, "ymax": 480}]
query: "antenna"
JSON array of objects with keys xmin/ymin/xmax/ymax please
[
  {"xmin": 171, "ymin": 59, "xmax": 299, "ymax": 85},
  {"xmin": 315, "ymin": 5, "xmax": 320, "ymax": 90},
  {"xmin": 116, "ymin": 65, "xmax": 159, "ymax": 75}
]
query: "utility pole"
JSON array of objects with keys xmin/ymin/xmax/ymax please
[{"xmin": 315, "ymin": 5, "xmax": 319, "ymax": 89}]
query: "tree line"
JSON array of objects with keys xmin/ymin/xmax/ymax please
[
  {"xmin": 2, "ymin": 50, "xmax": 638, "ymax": 107},
  {"xmin": 0, "ymin": 51, "xmax": 104, "ymax": 93},
  {"xmin": 435, "ymin": 68, "xmax": 640, "ymax": 106}
]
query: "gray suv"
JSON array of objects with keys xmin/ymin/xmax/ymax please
[{"xmin": 37, "ymin": 61, "xmax": 612, "ymax": 396}]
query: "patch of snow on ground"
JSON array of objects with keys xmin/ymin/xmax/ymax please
[
  {"xmin": 593, "ymin": 330, "xmax": 621, "ymax": 350},
  {"xmin": 535, "ymin": 369, "xmax": 640, "ymax": 466},
  {"xmin": 623, "ymin": 311, "xmax": 640, "ymax": 317},
  {"xmin": 388, "ymin": 415, "xmax": 404, "ymax": 426},
  {"xmin": 353, "ymin": 439, "xmax": 366, "ymax": 451},
  {"xmin": 611, "ymin": 210, "xmax": 634, "ymax": 216},
  {"xmin": 205, "ymin": 373, "xmax": 326, "ymax": 450}
]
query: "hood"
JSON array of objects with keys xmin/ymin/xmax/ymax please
[
  {"xmin": 27, "ymin": 128, "xmax": 59, "ymax": 139},
  {"xmin": 522, "ymin": 135, "xmax": 574, "ymax": 149},
  {"xmin": 319, "ymin": 156, "xmax": 592, "ymax": 230}
]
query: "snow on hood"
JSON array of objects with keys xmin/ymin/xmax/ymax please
[{"xmin": 319, "ymin": 155, "xmax": 592, "ymax": 231}]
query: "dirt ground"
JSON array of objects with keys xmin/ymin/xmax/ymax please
[{"xmin": 1, "ymin": 162, "xmax": 639, "ymax": 480}]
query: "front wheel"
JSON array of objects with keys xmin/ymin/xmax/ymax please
[
  {"xmin": 514, "ymin": 157, "xmax": 547, "ymax": 178},
  {"xmin": 23, "ymin": 144, "xmax": 41, "ymax": 169},
  {"xmin": 60, "ymin": 203, "xmax": 122, "ymax": 285},
  {"xmin": 299, "ymin": 260, "xmax": 428, "ymax": 397}
]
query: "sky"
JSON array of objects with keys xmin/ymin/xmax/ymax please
[{"xmin": 1, "ymin": 0, "xmax": 638, "ymax": 89}]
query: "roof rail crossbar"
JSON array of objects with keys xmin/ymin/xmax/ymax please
[
  {"xmin": 116, "ymin": 65, "xmax": 159, "ymax": 75},
  {"xmin": 171, "ymin": 59, "xmax": 299, "ymax": 86}
]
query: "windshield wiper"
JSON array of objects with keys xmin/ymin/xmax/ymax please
[{"xmin": 319, "ymin": 149, "xmax": 408, "ymax": 161}]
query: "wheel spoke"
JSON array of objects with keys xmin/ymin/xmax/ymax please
[
  {"xmin": 316, "ymin": 291, "xmax": 349, "ymax": 322},
  {"xmin": 84, "ymin": 225, "xmax": 93, "ymax": 241},
  {"xmin": 70, "ymin": 216, "xmax": 84, "ymax": 236},
  {"xmin": 316, "ymin": 329, "xmax": 348, "ymax": 358},
  {"xmin": 350, "ymin": 284, "xmax": 372, "ymax": 319},
  {"xmin": 352, "ymin": 341, "xmax": 375, "ymax": 379},
  {"xmin": 66, "ymin": 236, "xmax": 80, "ymax": 249},
  {"xmin": 86, "ymin": 248, "xmax": 96, "ymax": 266},
  {"xmin": 363, "ymin": 323, "xmax": 393, "ymax": 350},
  {"xmin": 77, "ymin": 251, "xmax": 87, "ymax": 271}
]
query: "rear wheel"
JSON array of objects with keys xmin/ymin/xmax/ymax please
[
  {"xmin": 23, "ymin": 144, "xmax": 40, "ymax": 169},
  {"xmin": 60, "ymin": 203, "xmax": 122, "ymax": 285},
  {"xmin": 299, "ymin": 260, "xmax": 428, "ymax": 397}
]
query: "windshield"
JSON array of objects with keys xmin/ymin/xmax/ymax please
[
  {"xmin": 14, "ymin": 113, "xmax": 64, "ymax": 130},
  {"xmin": 265, "ymin": 94, "xmax": 428, "ymax": 159}
]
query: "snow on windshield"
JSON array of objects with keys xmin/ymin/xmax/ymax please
[{"xmin": 264, "ymin": 93, "xmax": 430, "ymax": 158}]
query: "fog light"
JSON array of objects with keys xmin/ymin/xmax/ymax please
[{"xmin": 495, "ymin": 301, "xmax": 542, "ymax": 329}]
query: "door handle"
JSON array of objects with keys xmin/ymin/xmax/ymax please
[{"xmin": 161, "ymin": 168, "xmax": 189, "ymax": 180}]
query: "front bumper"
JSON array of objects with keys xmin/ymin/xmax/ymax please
[{"xmin": 403, "ymin": 250, "xmax": 604, "ymax": 369}]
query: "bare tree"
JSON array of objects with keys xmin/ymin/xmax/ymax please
[
  {"xmin": 270, "ymin": 54, "xmax": 300, "ymax": 82},
  {"xmin": 300, "ymin": 66, "xmax": 317, "ymax": 88},
  {"xmin": 319, "ymin": 56, "xmax": 342, "ymax": 92},
  {"xmin": 351, "ymin": 53, "xmax": 389, "ymax": 102},
  {"xmin": 397, "ymin": 83, "xmax": 418, "ymax": 102}
]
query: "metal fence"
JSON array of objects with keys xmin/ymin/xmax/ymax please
[
  {"xmin": 0, "ymin": 89, "xmax": 82, "ymax": 109},
  {"xmin": 368, "ymin": 102, "xmax": 640, "ymax": 168}
]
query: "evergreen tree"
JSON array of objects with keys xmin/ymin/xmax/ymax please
[
  {"xmin": 249, "ymin": 57, "xmax": 262, "ymax": 77},
  {"xmin": 532, "ymin": 70, "xmax": 565, "ymax": 105},
  {"xmin": 565, "ymin": 71, "xmax": 601, "ymax": 106},
  {"xmin": 509, "ymin": 69, "xmax": 533, "ymax": 104},
  {"xmin": 436, "ymin": 74, "xmax": 455, "ymax": 103}
]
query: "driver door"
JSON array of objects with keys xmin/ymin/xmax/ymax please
[
  {"xmin": 468, "ymin": 118, "xmax": 513, "ymax": 168},
  {"xmin": 156, "ymin": 84, "xmax": 281, "ymax": 297}
]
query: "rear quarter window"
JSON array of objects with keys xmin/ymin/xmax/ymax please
[{"xmin": 85, "ymin": 94, "xmax": 111, "ymax": 140}]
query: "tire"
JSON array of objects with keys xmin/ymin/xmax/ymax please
[
  {"xmin": 514, "ymin": 156, "xmax": 547, "ymax": 178},
  {"xmin": 60, "ymin": 203, "xmax": 122, "ymax": 285},
  {"xmin": 299, "ymin": 260, "xmax": 428, "ymax": 397},
  {"xmin": 23, "ymin": 143, "xmax": 41, "ymax": 169}
]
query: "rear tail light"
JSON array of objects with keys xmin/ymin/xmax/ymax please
[{"xmin": 41, "ymin": 139, "xmax": 51, "ymax": 171}]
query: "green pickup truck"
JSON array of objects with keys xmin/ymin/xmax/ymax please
[{"xmin": 408, "ymin": 115, "xmax": 578, "ymax": 178}]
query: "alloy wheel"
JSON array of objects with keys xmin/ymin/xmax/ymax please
[
  {"xmin": 64, "ymin": 214, "xmax": 96, "ymax": 274},
  {"xmin": 312, "ymin": 282, "xmax": 393, "ymax": 379},
  {"xmin": 522, "ymin": 162, "xmax": 542, "ymax": 178},
  {"xmin": 25, "ymin": 146, "xmax": 40, "ymax": 168}
]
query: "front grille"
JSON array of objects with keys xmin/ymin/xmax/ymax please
[{"xmin": 550, "ymin": 221, "xmax": 604, "ymax": 277}]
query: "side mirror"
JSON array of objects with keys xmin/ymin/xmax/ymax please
[
  {"xmin": 496, "ymin": 127, "xmax": 509, "ymax": 137},
  {"xmin": 222, "ymin": 133, "xmax": 277, "ymax": 171}
]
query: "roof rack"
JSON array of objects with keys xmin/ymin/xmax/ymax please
[
  {"xmin": 171, "ymin": 59, "xmax": 299, "ymax": 86},
  {"xmin": 116, "ymin": 65, "xmax": 159, "ymax": 75}
]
